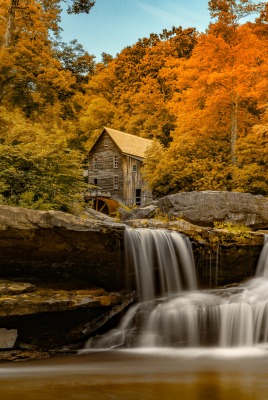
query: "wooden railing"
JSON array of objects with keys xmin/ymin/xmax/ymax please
[{"xmin": 84, "ymin": 189, "xmax": 111, "ymax": 199}]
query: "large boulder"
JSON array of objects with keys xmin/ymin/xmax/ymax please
[
  {"xmin": 120, "ymin": 204, "xmax": 158, "ymax": 221},
  {"xmin": 158, "ymin": 191, "xmax": 268, "ymax": 229}
]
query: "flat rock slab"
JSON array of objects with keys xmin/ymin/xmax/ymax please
[
  {"xmin": 0, "ymin": 280, "xmax": 135, "ymax": 351},
  {"xmin": 0, "ymin": 205, "xmax": 125, "ymax": 232},
  {"xmin": 0, "ymin": 280, "xmax": 35, "ymax": 295},
  {"xmin": 0, "ymin": 286, "xmax": 122, "ymax": 317}
]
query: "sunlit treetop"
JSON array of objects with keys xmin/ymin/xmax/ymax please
[
  {"xmin": 208, "ymin": 0, "xmax": 266, "ymax": 25},
  {"xmin": 64, "ymin": 0, "xmax": 96, "ymax": 14}
]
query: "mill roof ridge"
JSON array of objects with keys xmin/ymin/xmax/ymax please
[{"xmin": 103, "ymin": 127, "xmax": 152, "ymax": 159}]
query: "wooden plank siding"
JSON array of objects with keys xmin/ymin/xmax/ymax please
[
  {"xmin": 123, "ymin": 156, "xmax": 146, "ymax": 207},
  {"xmin": 87, "ymin": 132, "xmax": 124, "ymax": 202},
  {"xmin": 87, "ymin": 128, "xmax": 153, "ymax": 207}
]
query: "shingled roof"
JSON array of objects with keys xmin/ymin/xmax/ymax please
[{"xmin": 91, "ymin": 127, "xmax": 153, "ymax": 159}]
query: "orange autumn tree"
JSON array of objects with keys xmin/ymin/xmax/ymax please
[
  {"xmin": 115, "ymin": 28, "xmax": 197, "ymax": 146},
  {"xmin": 207, "ymin": 0, "xmax": 266, "ymax": 165},
  {"xmin": 0, "ymin": 0, "xmax": 63, "ymax": 111},
  {"xmin": 81, "ymin": 27, "xmax": 197, "ymax": 147},
  {"xmin": 143, "ymin": 0, "xmax": 268, "ymax": 196},
  {"xmin": 0, "ymin": 0, "xmax": 96, "ymax": 119}
]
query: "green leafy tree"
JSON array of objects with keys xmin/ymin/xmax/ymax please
[{"xmin": 0, "ymin": 107, "xmax": 86, "ymax": 212}]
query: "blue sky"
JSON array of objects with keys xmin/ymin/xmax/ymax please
[{"xmin": 60, "ymin": 0, "xmax": 210, "ymax": 61}]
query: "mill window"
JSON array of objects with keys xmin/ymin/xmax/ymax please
[
  {"xmin": 113, "ymin": 156, "xmax": 119, "ymax": 168},
  {"xmin": 114, "ymin": 175, "xmax": 119, "ymax": 189},
  {"xmin": 93, "ymin": 158, "xmax": 98, "ymax": 170}
]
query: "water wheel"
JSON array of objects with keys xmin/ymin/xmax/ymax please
[{"xmin": 93, "ymin": 197, "xmax": 120, "ymax": 216}]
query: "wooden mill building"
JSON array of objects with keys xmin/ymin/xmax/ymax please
[{"xmin": 84, "ymin": 127, "xmax": 153, "ymax": 211}]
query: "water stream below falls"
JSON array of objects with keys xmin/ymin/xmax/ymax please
[
  {"xmin": 87, "ymin": 229, "xmax": 268, "ymax": 349},
  {"xmin": 1, "ymin": 229, "xmax": 268, "ymax": 400}
]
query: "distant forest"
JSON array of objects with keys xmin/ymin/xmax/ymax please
[{"xmin": 0, "ymin": 0, "xmax": 268, "ymax": 213}]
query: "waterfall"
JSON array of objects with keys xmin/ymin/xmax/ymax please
[
  {"xmin": 255, "ymin": 234, "xmax": 268, "ymax": 277},
  {"xmin": 218, "ymin": 234, "xmax": 268, "ymax": 347},
  {"xmin": 87, "ymin": 230, "xmax": 268, "ymax": 350},
  {"xmin": 125, "ymin": 228, "xmax": 197, "ymax": 301}
]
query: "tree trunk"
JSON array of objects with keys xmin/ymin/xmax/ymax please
[
  {"xmin": 0, "ymin": 79, "xmax": 6, "ymax": 103},
  {"xmin": 4, "ymin": 0, "xmax": 19, "ymax": 47},
  {"xmin": 0, "ymin": 0, "xmax": 19, "ymax": 103}
]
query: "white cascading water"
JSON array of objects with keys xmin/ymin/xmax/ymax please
[
  {"xmin": 255, "ymin": 234, "xmax": 268, "ymax": 277},
  {"xmin": 219, "ymin": 234, "xmax": 268, "ymax": 347},
  {"xmin": 124, "ymin": 228, "xmax": 197, "ymax": 301},
  {"xmin": 87, "ymin": 230, "xmax": 268, "ymax": 349}
]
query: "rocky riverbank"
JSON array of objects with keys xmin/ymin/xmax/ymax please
[
  {"xmin": 0, "ymin": 205, "xmax": 132, "ymax": 361},
  {"xmin": 0, "ymin": 280, "xmax": 134, "ymax": 362},
  {"xmin": 0, "ymin": 191, "xmax": 268, "ymax": 361}
]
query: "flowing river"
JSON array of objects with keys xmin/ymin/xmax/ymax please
[
  {"xmin": 1, "ymin": 348, "xmax": 268, "ymax": 400},
  {"xmin": 1, "ymin": 229, "xmax": 268, "ymax": 399}
]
